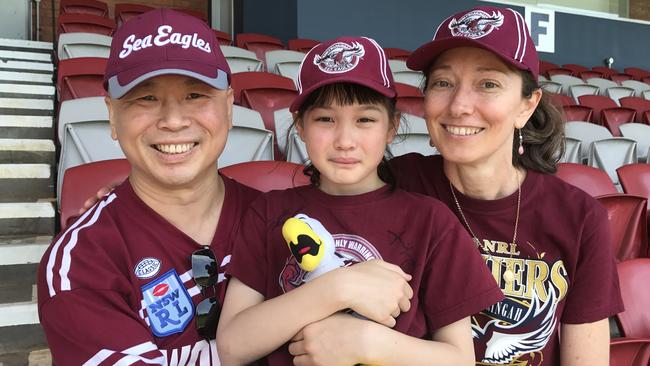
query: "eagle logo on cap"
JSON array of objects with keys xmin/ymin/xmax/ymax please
[
  {"xmin": 313, "ymin": 41, "xmax": 365, "ymax": 74},
  {"xmin": 449, "ymin": 10, "xmax": 504, "ymax": 39}
]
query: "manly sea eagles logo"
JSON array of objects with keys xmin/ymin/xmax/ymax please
[
  {"xmin": 313, "ymin": 41, "xmax": 365, "ymax": 74},
  {"xmin": 449, "ymin": 10, "xmax": 504, "ymax": 39}
]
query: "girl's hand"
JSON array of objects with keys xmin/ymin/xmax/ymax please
[
  {"xmin": 289, "ymin": 313, "xmax": 371, "ymax": 366},
  {"xmin": 330, "ymin": 259, "xmax": 413, "ymax": 328}
]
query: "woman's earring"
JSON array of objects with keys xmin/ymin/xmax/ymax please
[
  {"xmin": 518, "ymin": 128, "xmax": 524, "ymax": 155},
  {"xmin": 429, "ymin": 138, "xmax": 435, "ymax": 147}
]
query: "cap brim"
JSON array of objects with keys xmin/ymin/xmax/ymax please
[
  {"xmin": 106, "ymin": 61, "xmax": 229, "ymax": 99},
  {"xmin": 407, "ymin": 37, "xmax": 530, "ymax": 75},
  {"xmin": 289, "ymin": 76, "xmax": 397, "ymax": 113}
]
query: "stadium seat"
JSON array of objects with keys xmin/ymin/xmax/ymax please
[
  {"xmin": 565, "ymin": 121, "xmax": 612, "ymax": 162},
  {"xmin": 389, "ymin": 60, "xmax": 424, "ymax": 88},
  {"xmin": 388, "ymin": 114, "xmax": 437, "ymax": 157},
  {"xmin": 610, "ymin": 338, "xmax": 650, "ymax": 366},
  {"xmin": 59, "ymin": 159, "xmax": 131, "ymax": 230},
  {"xmin": 578, "ymin": 95, "xmax": 619, "ymax": 125},
  {"xmin": 57, "ymin": 13, "xmax": 115, "ymax": 36},
  {"xmin": 220, "ymin": 45, "xmax": 263, "ymax": 73},
  {"xmin": 57, "ymin": 32, "xmax": 111, "ymax": 60},
  {"xmin": 611, "ymin": 73, "xmax": 634, "ymax": 83},
  {"xmin": 539, "ymin": 80, "xmax": 562, "ymax": 94},
  {"xmin": 598, "ymin": 195, "xmax": 648, "ymax": 261},
  {"xmin": 563, "ymin": 63, "xmax": 589, "ymax": 76},
  {"xmin": 618, "ymin": 163, "xmax": 650, "ymax": 230},
  {"xmin": 555, "ymin": 163, "xmax": 617, "ymax": 197},
  {"xmin": 588, "ymin": 138, "xmax": 637, "ymax": 186},
  {"xmin": 213, "ymin": 29, "xmax": 233, "ymax": 46},
  {"xmin": 273, "ymin": 108, "xmax": 294, "ymax": 158},
  {"xmin": 559, "ymin": 137, "xmax": 582, "ymax": 164},
  {"xmin": 219, "ymin": 160, "xmax": 309, "ymax": 192},
  {"xmin": 395, "ymin": 82, "xmax": 424, "ymax": 118},
  {"xmin": 550, "ymin": 74, "xmax": 584, "ymax": 96},
  {"xmin": 539, "ymin": 60, "xmax": 559, "ymax": 77},
  {"xmin": 383, "ymin": 47, "xmax": 411, "ymax": 61},
  {"xmin": 219, "ymin": 105, "xmax": 274, "ymax": 168},
  {"xmin": 562, "ymin": 105, "xmax": 594, "ymax": 123},
  {"xmin": 235, "ymin": 33, "xmax": 285, "ymax": 67},
  {"xmin": 569, "ymin": 83, "xmax": 599, "ymax": 102},
  {"xmin": 622, "ymin": 80, "xmax": 650, "ymax": 98},
  {"xmin": 619, "ymin": 123, "xmax": 650, "ymax": 162},
  {"xmin": 592, "ymin": 66, "xmax": 618, "ymax": 79},
  {"xmin": 607, "ymin": 87, "xmax": 636, "ymax": 105},
  {"xmin": 231, "ymin": 72, "xmax": 297, "ymax": 133},
  {"xmin": 616, "ymin": 259, "xmax": 650, "ymax": 336},
  {"xmin": 57, "ymin": 96, "xmax": 108, "ymax": 144},
  {"xmin": 624, "ymin": 67, "xmax": 650, "ymax": 81},
  {"xmin": 114, "ymin": 3, "xmax": 154, "ymax": 27},
  {"xmin": 547, "ymin": 68, "xmax": 573, "ymax": 77},
  {"xmin": 619, "ymin": 97, "xmax": 650, "ymax": 123},
  {"xmin": 60, "ymin": 0, "xmax": 108, "ymax": 17},
  {"xmin": 287, "ymin": 38, "xmax": 319, "ymax": 53},
  {"xmin": 548, "ymin": 93, "xmax": 575, "ymax": 108},
  {"xmin": 175, "ymin": 9, "xmax": 207, "ymax": 22},
  {"xmin": 602, "ymin": 108, "xmax": 637, "ymax": 136},
  {"xmin": 56, "ymin": 57, "xmax": 107, "ymax": 102},
  {"xmin": 578, "ymin": 70, "xmax": 602, "ymax": 80},
  {"xmin": 586, "ymin": 77, "xmax": 618, "ymax": 95},
  {"xmin": 264, "ymin": 50, "xmax": 305, "ymax": 86}
]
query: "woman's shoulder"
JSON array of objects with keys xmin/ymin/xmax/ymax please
[{"xmin": 390, "ymin": 152, "xmax": 443, "ymax": 171}]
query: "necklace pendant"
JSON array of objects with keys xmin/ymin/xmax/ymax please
[{"xmin": 503, "ymin": 269, "xmax": 515, "ymax": 283}]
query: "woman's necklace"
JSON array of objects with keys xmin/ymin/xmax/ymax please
[{"xmin": 449, "ymin": 169, "xmax": 521, "ymax": 283}]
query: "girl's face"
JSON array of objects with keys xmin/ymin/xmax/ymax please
[
  {"xmin": 297, "ymin": 102, "xmax": 398, "ymax": 195},
  {"xmin": 423, "ymin": 47, "xmax": 540, "ymax": 169}
]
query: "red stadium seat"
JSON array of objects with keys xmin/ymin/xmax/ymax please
[
  {"xmin": 611, "ymin": 73, "xmax": 634, "ymax": 83},
  {"xmin": 578, "ymin": 95, "xmax": 618, "ymax": 125},
  {"xmin": 213, "ymin": 29, "xmax": 232, "ymax": 46},
  {"xmin": 625, "ymin": 67, "xmax": 650, "ymax": 81},
  {"xmin": 219, "ymin": 161, "xmax": 309, "ymax": 192},
  {"xmin": 548, "ymin": 93, "xmax": 576, "ymax": 108},
  {"xmin": 175, "ymin": 9, "xmax": 207, "ymax": 22},
  {"xmin": 395, "ymin": 82, "xmax": 424, "ymax": 118},
  {"xmin": 384, "ymin": 47, "xmax": 411, "ymax": 61},
  {"xmin": 114, "ymin": 3, "xmax": 154, "ymax": 27},
  {"xmin": 56, "ymin": 57, "xmax": 107, "ymax": 102},
  {"xmin": 57, "ymin": 13, "xmax": 115, "ymax": 36},
  {"xmin": 546, "ymin": 68, "xmax": 573, "ymax": 77},
  {"xmin": 287, "ymin": 38, "xmax": 319, "ymax": 53},
  {"xmin": 592, "ymin": 66, "xmax": 618, "ymax": 79},
  {"xmin": 597, "ymin": 194, "xmax": 648, "ymax": 261},
  {"xmin": 617, "ymin": 163, "xmax": 650, "ymax": 232},
  {"xmin": 610, "ymin": 338, "xmax": 650, "ymax": 366},
  {"xmin": 236, "ymin": 33, "xmax": 285, "ymax": 65},
  {"xmin": 602, "ymin": 107, "xmax": 637, "ymax": 136},
  {"xmin": 555, "ymin": 163, "xmax": 617, "ymax": 197},
  {"xmin": 60, "ymin": 159, "xmax": 131, "ymax": 230},
  {"xmin": 60, "ymin": 0, "xmax": 108, "ymax": 17},
  {"xmin": 562, "ymin": 105, "xmax": 593, "ymax": 122},
  {"xmin": 578, "ymin": 70, "xmax": 603, "ymax": 80},
  {"xmin": 563, "ymin": 63, "xmax": 589, "ymax": 76},
  {"xmin": 616, "ymin": 259, "xmax": 650, "ymax": 337},
  {"xmin": 620, "ymin": 97, "xmax": 650, "ymax": 123},
  {"xmin": 539, "ymin": 60, "xmax": 559, "ymax": 77}
]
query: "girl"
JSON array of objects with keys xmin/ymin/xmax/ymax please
[{"xmin": 216, "ymin": 36, "xmax": 503, "ymax": 366}]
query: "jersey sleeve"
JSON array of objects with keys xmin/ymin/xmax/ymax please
[
  {"xmin": 39, "ymin": 289, "xmax": 166, "ymax": 365},
  {"xmin": 226, "ymin": 198, "xmax": 270, "ymax": 296},
  {"xmin": 560, "ymin": 203, "xmax": 624, "ymax": 323},
  {"xmin": 419, "ymin": 205, "xmax": 505, "ymax": 330}
]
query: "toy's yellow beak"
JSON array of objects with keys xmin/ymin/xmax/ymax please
[{"xmin": 282, "ymin": 217, "xmax": 325, "ymax": 271}]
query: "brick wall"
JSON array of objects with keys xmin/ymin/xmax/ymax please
[
  {"xmin": 36, "ymin": 0, "xmax": 209, "ymax": 43},
  {"xmin": 630, "ymin": 0, "xmax": 650, "ymax": 21}
]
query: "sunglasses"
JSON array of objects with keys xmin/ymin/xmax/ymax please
[{"xmin": 191, "ymin": 247, "xmax": 221, "ymax": 341}]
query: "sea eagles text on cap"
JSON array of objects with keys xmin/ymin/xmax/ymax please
[{"xmin": 119, "ymin": 25, "xmax": 212, "ymax": 59}]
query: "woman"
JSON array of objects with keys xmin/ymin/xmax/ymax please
[{"xmin": 289, "ymin": 6, "xmax": 623, "ymax": 366}]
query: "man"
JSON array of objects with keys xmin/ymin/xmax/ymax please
[{"xmin": 37, "ymin": 9, "xmax": 259, "ymax": 365}]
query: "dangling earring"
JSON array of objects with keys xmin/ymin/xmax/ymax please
[
  {"xmin": 429, "ymin": 138, "xmax": 435, "ymax": 147},
  {"xmin": 517, "ymin": 128, "xmax": 524, "ymax": 155}
]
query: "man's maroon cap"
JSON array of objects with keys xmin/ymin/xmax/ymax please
[
  {"xmin": 290, "ymin": 36, "xmax": 396, "ymax": 112},
  {"xmin": 104, "ymin": 8, "xmax": 231, "ymax": 99},
  {"xmin": 407, "ymin": 6, "xmax": 539, "ymax": 80}
]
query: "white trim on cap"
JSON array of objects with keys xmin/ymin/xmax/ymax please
[
  {"xmin": 514, "ymin": 9, "xmax": 528, "ymax": 63},
  {"xmin": 362, "ymin": 37, "xmax": 390, "ymax": 88},
  {"xmin": 295, "ymin": 50, "xmax": 310, "ymax": 94},
  {"xmin": 508, "ymin": 8, "xmax": 523, "ymax": 63}
]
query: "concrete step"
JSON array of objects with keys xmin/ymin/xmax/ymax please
[
  {"xmin": 0, "ymin": 164, "xmax": 54, "ymax": 202},
  {"xmin": 0, "ymin": 139, "xmax": 55, "ymax": 164},
  {"xmin": 0, "ymin": 38, "xmax": 53, "ymax": 53},
  {"xmin": 0, "ymin": 60, "xmax": 53, "ymax": 73},
  {"xmin": 0, "ymin": 98, "xmax": 54, "ymax": 117},
  {"xmin": 0, "ymin": 324, "xmax": 47, "ymax": 361},
  {"xmin": 0, "ymin": 84, "xmax": 55, "ymax": 99},
  {"xmin": 0, "ymin": 265, "xmax": 38, "ymax": 305},
  {"xmin": 0, "ymin": 116, "xmax": 53, "ymax": 139},
  {"xmin": 0, "ymin": 202, "xmax": 55, "ymax": 237},
  {"xmin": 0, "ymin": 72, "xmax": 52, "ymax": 85},
  {"xmin": 0, "ymin": 50, "xmax": 51, "ymax": 63}
]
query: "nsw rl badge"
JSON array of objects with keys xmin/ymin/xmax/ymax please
[{"xmin": 141, "ymin": 269, "xmax": 194, "ymax": 337}]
